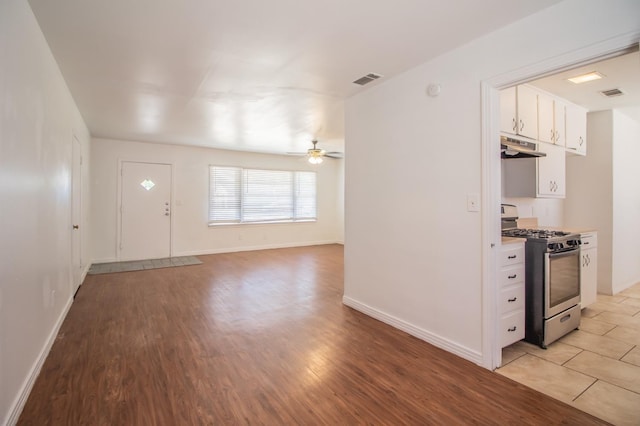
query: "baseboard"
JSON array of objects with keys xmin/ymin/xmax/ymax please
[
  {"xmin": 614, "ymin": 278, "xmax": 640, "ymax": 295},
  {"xmin": 5, "ymin": 296, "xmax": 73, "ymax": 426},
  {"xmin": 176, "ymin": 240, "xmax": 342, "ymax": 257},
  {"xmin": 342, "ymin": 296, "xmax": 484, "ymax": 366},
  {"xmin": 91, "ymin": 257, "xmax": 117, "ymax": 264},
  {"xmin": 80, "ymin": 264, "xmax": 90, "ymax": 284}
]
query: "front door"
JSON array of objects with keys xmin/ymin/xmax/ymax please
[{"xmin": 120, "ymin": 161, "xmax": 172, "ymax": 261}]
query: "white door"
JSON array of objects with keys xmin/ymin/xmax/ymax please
[
  {"xmin": 120, "ymin": 162, "xmax": 172, "ymax": 261},
  {"xmin": 71, "ymin": 135, "xmax": 82, "ymax": 292}
]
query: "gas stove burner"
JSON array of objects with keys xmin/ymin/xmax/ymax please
[{"xmin": 502, "ymin": 228, "xmax": 571, "ymax": 239}]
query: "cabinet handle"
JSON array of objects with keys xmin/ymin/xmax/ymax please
[
  {"xmin": 519, "ymin": 119, "xmax": 524, "ymax": 132},
  {"xmin": 507, "ymin": 255, "xmax": 517, "ymax": 259},
  {"xmin": 508, "ymin": 297, "xmax": 517, "ymax": 302},
  {"xmin": 508, "ymin": 326, "xmax": 517, "ymax": 332},
  {"xmin": 512, "ymin": 118, "xmax": 517, "ymax": 132},
  {"xmin": 508, "ymin": 274, "xmax": 517, "ymax": 279},
  {"xmin": 583, "ymin": 242, "xmax": 589, "ymax": 245},
  {"xmin": 579, "ymin": 136, "xmax": 584, "ymax": 146}
]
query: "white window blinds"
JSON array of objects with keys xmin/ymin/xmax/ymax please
[
  {"xmin": 209, "ymin": 166, "xmax": 316, "ymax": 224},
  {"xmin": 209, "ymin": 167, "xmax": 241, "ymax": 223}
]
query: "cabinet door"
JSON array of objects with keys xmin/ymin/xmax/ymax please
[
  {"xmin": 580, "ymin": 232, "xmax": 597, "ymax": 308},
  {"xmin": 537, "ymin": 143, "xmax": 565, "ymax": 198},
  {"xmin": 500, "ymin": 87, "xmax": 517, "ymax": 134},
  {"xmin": 566, "ymin": 104, "xmax": 587, "ymax": 154},
  {"xmin": 554, "ymin": 99, "xmax": 566, "ymax": 147},
  {"xmin": 516, "ymin": 85, "xmax": 538, "ymax": 140},
  {"xmin": 537, "ymin": 93, "xmax": 555, "ymax": 144}
]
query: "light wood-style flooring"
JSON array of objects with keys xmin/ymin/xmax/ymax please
[{"xmin": 18, "ymin": 244, "xmax": 606, "ymax": 425}]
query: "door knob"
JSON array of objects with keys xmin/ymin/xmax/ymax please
[{"xmin": 73, "ymin": 225, "xmax": 79, "ymax": 230}]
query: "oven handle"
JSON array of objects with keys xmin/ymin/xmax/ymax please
[{"xmin": 548, "ymin": 247, "xmax": 580, "ymax": 258}]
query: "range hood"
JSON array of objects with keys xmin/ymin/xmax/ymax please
[{"xmin": 501, "ymin": 135, "xmax": 546, "ymax": 159}]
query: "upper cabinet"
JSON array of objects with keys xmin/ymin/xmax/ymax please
[
  {"xmin": 500, "ymin": 84, "xmax": 587, "ymax": 155},
  {"xmin": 565, "ymin": 103, "xmax": 588, "ymax": 155},
  {"xmin": 539, "ymin": 93, "xmax": 567, "ymax": 147},
  {"xmin": 500, "ymin": 85, "xmax": 538, "ymax": 140},
  {"xmin": 504, "ymin": 142, "xmax": 566, "ymax": 199}
]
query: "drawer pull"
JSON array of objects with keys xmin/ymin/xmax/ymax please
[
  {"xmin": 508, "ymin": 274, "xmax": 517, "ymax": 279},
  {"xmin": 507, "ymin": 255, "xmax": 517, "ymax": 259},
  {"xmin": 507, "ymin": 326, "xmax": 517, "ymax": 332},
  {"xmin": 507, "ymin": 297, "xmax": 517, "ymax": 302}
]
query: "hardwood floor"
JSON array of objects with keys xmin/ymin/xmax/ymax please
[{"xmin": 18, "ymin": 244, "xmax": 606, "ymax": 425}]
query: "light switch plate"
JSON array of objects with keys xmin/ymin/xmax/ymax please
[{"xmin": 467, "ymin": 193, "xmax": 480, "ymax": 212}]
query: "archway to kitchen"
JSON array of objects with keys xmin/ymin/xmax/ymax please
[{"xmin": 480, "ymin": 34, "xmax": 640, "ymax": 370}]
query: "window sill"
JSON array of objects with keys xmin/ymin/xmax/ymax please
[{"xmin": 208, "ymin": 220, "xmax": 317, "ymax": 228}]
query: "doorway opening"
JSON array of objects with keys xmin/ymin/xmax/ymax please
[{"xmin": 481, "ymin": 37, "xmax": 640, "ymax": 371}]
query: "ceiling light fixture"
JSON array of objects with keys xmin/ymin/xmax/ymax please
[
  {"xmin": 306, "ymin": 140, "xmax": 325, "ymax": 164},
  {"xmin": 567, "ymin": 71, "xmax": 604, "ymax": 84},
  {"xmin": 308, "ymin": 151, "xmax": 324, "ymax": 164}
]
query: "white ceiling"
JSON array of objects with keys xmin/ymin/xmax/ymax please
[
  {"xmin": 28, "ymin": 0, "xmax": 563, "ymax": 154},
  {"xmin": 530, "ymin": 50, "xmax": 640, "ymax": 122}
]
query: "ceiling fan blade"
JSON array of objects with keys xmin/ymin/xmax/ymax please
[{"xmin": 325, "ymin": 152, "xmax": 344, "ymax": 158}]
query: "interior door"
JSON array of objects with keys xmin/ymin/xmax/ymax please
[
  {"xmin": 71, "ymin": 134, "xmax": 82, "ymax": 292},
  {"xmin": 120, "ymin": 162, "xmax": 172, "ymax": 261}
]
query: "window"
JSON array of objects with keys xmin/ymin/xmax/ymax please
[{"xmin": 209, "ymin": 166, "xmax": 316, "ymax": 225}]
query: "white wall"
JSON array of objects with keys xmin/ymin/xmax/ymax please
[
  {"xmin": 0, "ymin": 1, "xmax": 91, "ymax": 424},
  {"xmin": 91, "ymin": 138, "xmax": 342, "ymax": 262},
  {"xmin": 337, "ymin": 159, "xmax": 345, "ymax": 243},
  {"xmin": 566, "ymin": 110, "xmax": 640, "ymax": 295},
  {"xmin": 566, "ymin": 111, "xmax": 614, "ymax": 293},
  {"xmin": 344, "ymin": 0, "xmax": 640, "ymax": 365},
  {"xmin": 611, "ymin": 110, "xmax": 640, "ymax": 293}
]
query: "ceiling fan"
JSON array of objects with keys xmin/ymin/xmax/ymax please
[{"xmin": 288, "ymin": 140, "xmax": 344, "ymax": 164}]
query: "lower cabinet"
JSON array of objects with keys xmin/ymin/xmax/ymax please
[
  {"xmin": 580, "ymin": 232, "xmax": 598, "ymax": 308},
  {"xmin": 500, "ymin": 242, "xmax": 525, "ymax": 347}
]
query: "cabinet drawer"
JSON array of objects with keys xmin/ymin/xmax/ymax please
[
  {"xmin": 500, "ymin": 310, "xmax": 525, "ymax": 347},
  {"xmin": 501, "ymin": 245, "xmax": 524, "ymax": 266},
  {"xmin": 500, "ymin": 285, "xmax": 525, "ymax": 313},
  {"xmin": 500, "ymin": 265, "xmax": 524, "ymax": 287}
]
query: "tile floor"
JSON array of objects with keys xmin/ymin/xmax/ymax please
[
  {"xmin": 87, "ymin": 256, "xmax": 202, "ymax": 274},
  {"xmin": 497, "ymin": 281, "xmax": 640, "ymax": 426}
]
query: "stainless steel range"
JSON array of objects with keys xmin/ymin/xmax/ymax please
[{"xmin": 501, "ymin": 205, "xmax": 581, "ymax": 348}]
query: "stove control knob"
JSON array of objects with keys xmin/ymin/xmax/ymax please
[{"xmin": 548, "ymin": 243, "xmax": 557, "ymax": 251}]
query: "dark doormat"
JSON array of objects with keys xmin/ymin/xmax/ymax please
[{"xmin": 88, "ymin": 256, "xmax": 202, "ymax": 274}]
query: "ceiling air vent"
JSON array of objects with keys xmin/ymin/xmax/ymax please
[
  {"xmin": 353, "ymin": 73, "xmax": 383, "ymax": 86},
  {"xmin": 600, "ymin": 88, "xmax": 624, "ymax": 97}
]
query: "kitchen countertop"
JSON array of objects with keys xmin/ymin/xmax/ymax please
[
  {"xmin": 501, "ymin": 228, "xmax": 597, "ymax": 245},
  {"xmin": 501, "ymin": 237, "xmax": 525, "ymax": 245}
]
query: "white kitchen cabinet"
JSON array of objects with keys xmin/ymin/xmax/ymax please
[
  {"xmin": 580, "ymin": 232, "xmax": 598, "ymax": 308},
  {"xmin": 500, "ymin": 85, "xmax": 538, "ymax": 140},
  {"xmin": 565, "ymin": 103, "xmax": 587, "ymax": 155},
  {"xmin": 503, "ymin": 142, "xmax": 565, "ymax": 198},
  {"xmin": 499, "ymin": 242, "xmax": 525, "ymax": 348},
  {"xmin": 553, "ymin": 99, "xmax": 566, "ymax": 147},
  {"xmin": 537, "ymin": 93, "xmax": 555, "ymax": 144},
  {"xmin": 537, "ymin": 143, "xmax": 565, "ymax": 197},
  {"xmin": 538, "ymin": 93, "xmax": 566, "ymax": 146}
]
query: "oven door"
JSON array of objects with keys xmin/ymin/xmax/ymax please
[{"xmin": 544, "ymin": 248, "xmax": 581, "ymax": 318}]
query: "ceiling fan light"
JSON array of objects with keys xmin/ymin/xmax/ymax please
[{"xmin": 308, "ymin": 155, "xmax": 323, "ymax": 164}]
